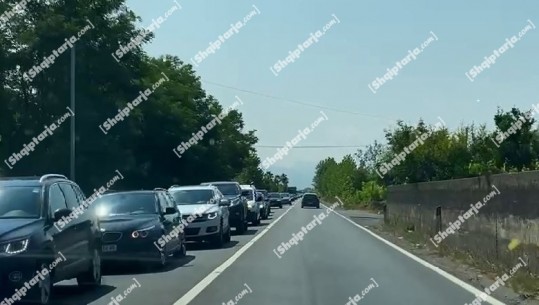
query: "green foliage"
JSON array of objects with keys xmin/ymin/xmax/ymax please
[
  {"xmin": 0, "ymin": 0, "xmax": 288, "ymax": 192},
  {"xmin": 314, "ymin": 108, "xmax": 539, "ymax": 207}
]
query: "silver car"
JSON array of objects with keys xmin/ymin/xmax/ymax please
[
  {"xmin": 240, "ymin": 185, "xmax": 261, "ymax": 225},
  {"xmin": 168, "ymin": 185, "xmax": 231, "ymax": 248}
]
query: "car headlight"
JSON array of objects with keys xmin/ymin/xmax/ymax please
[
  {"xmin": 0, "ymin": 239, "xmax": 29, "ymax": 255},
  {"xmin": 131, "ymin": 225, "xmax": 156, "ymax": 239},
  {"xmin": 247, "ymin": 201, "xmax": 255, "ymax": 208},
  {"xmin": 207, "ymin": 212, "xmax": 218, "ymax": 219}
]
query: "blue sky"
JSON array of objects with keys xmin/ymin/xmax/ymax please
[{"xmin": 126, "ymin": 0, "xmax": 539, "ymax": 188}]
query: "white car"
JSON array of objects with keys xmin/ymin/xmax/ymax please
[
  {"xmin": 240, "ymin": 185, "xmax": 261, "ymax": 225},
  {"xmin": 168, "ymin": 185, "xmax": 231, "ymax": 247}
]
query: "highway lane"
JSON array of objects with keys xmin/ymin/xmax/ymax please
[
  {"xmin": 49, "ymin": 200, "xmax": 504, "ymax": 305},
  {"xmin": 49, "ymin": 205, "xmax": 292, "ymax": 305},
  {"xmin": 184, "ymin": 202, "xmax": 502, "ymax": 305}
]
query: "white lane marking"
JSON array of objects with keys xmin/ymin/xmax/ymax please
[
  {"xmin": 325, "ymin": 205, "xmax": 506, "ymax": 305},
  {"xmin": 173, "ymin": 203, "xmax": 296, "ymax": 305}
]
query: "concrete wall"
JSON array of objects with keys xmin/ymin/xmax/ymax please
[{"xmin": 386, "ymin": 171, "xmax": 539, "ymax": 273}]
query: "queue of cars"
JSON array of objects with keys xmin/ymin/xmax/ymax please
[{"xmin": 0, "ymin": 174, "xmax": 314, "ymax": 304}]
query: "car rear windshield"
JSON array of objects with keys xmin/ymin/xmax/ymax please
[
  {"xmin": 303, "ymin": 194, "xmax": 319, "ymax": 202},
  {"xmin": 93, "ymin": 193, "xmax": 158, "ymax": 216},
  {"xmin": 212, "ymin": 183, "xmax": 239, "ymax": 196},
  {"xmin": 241, "ymin": 189, "xmax": 254, "ymax": 200},
  {"xmin": 0, "ymin": 186, "xmax": 41, "ymax": 219},
  {"xmin": 170, "ymin": 189, "xmax": 214, "ymax": 205}
]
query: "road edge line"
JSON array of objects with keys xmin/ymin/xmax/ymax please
[{"xmin": 325, "ymin": 204, "xmax": 506, "ymax": 305}]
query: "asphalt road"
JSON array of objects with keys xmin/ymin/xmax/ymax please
[{"xmin": 50, "ymin": 200, "xmax": 504, "ymax": 305}]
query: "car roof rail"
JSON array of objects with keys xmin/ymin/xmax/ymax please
[
  {"xmin": 39, "ymin": 174, "xmax": 68, "ymax": 183},
  {"xmin": 154, "ymin": 187, "xmax": 167, "ymax": 191},
  {"xmin": 170, "ymin": 184, "xmax": 180, "ymax": 188}
]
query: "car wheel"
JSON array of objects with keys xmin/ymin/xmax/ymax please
[
  {"xmin": 212, "ymin": 225, "xmax": 225, "ymax": 248},
  {"xmin": 157, "ymin": 250, "xmax": 168, "ymax": 268},
  {"xmin": 279, "ymin": 204, "xmax": 283, "ymax": 208},
  {"xmin": 77, "ymin": 248, "xmax": 102, "ymax": 288},
  {"xmin": 317, "ymin": 205, "xmax": 320, "ymax": 209},
  {"xmin": 224, "ymin": 225, "xmax": 231, "ymax": 242},
  {"xmin": 301, "ymin": 205, "xmax": 304, "ymax": 208},
  {"xmin": 252, "ymin": 212, "xmax": 260, "ymax": 225},
  {"xmin": 173, "ymin": 241, "xmax": 186, "ymax": 258},
  {"xmin": 236, "ymin": 213, "xmax": 246, "ymax": 234}
]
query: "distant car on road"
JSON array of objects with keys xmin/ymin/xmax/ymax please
[
  {"xmin": 280, "ymin": 193, "xmax": 292, "ymax": 205},
  {"xmin": 268, "ymin": 192, "xmax": 283, "ymax": 208},
  {"xmin": 94, "ymin": 189, "xmax": 186, "ymax": 269},
  {"xmin": 201, "ymin": 182, "xmax": 248, "ymax": 234},
  {"xmin": 0, "ymin": 174, "xmax": 102, "ymax": 304},
  {"xmin": 256, "ymin": 189, "xmax": 270, "ymax": 219},
  {"xmin": 301, "ymin": 193, "xmax": 320, "ymax": 209},
  {"xmin": 168, "ymin": 185, "xmax": 231, "ymax": 247},
  {"xmin": 240, "ymin": 185, "xmax": 261, "ymax": 225}
]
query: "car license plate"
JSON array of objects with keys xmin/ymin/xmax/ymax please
[{"xmin": 102, "ymin": 244, "xmax": 117, "ymax": 252}]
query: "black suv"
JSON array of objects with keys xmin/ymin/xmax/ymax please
[
  {"xmin": 200, "ymin": 182, "xmax": 248, "ymax": 234},
  {"xmin": 0, "ymin": 174, "xmax": 102, "ymax": 304},
  {"xmin": 301, "ymin": 193, "xmax": 320, "ymax": 209}
]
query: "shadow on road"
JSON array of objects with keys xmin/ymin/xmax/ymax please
[
  {"xmin": 102, "ymin": 255, "xmax": 196, "ymax": 275},
  {"xmin": 51, "ymin": 284, "xmax": 116, "ymax": 305},
  {"xmin": 186, "ymin": 240, "xmax": 239, "ymax": 251}
]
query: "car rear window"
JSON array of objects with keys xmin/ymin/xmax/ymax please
[
  {"xmin": 303, "ymin": 194, "xmax": 319, "ymax": 202},
  {"xmin": 212, "ymin": 183, "xmax": 240, "ymax": 196}
]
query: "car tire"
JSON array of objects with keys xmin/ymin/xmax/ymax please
[
  {"xmin": 224, "ymin": 225, "xmax": 231, "ymax": 243},
  {"xmin": 173, "ymin": 241, "xmax": 186, "ymax": 258},
  {"xmin": 236, "ymin": 212, "xmax": 246, "ymax": 234},
  {"xmin": 157, "ymin": 250, "xmax": 168, "ymax": 268},
  {"xmin": 26, "ymin": 261, "xmax": 53, "ymax": 305},
  {"xmin": 252, "ymin": 212, "xmax": 260, "ymax": 225},
  {"xmin": 77, "ymin": 248, "xmax": 102, "ymax": 289},
  {"xmin": 317, "ymin": 205, "xmax": 320, "ymax": 209},
  {"xmin": 301, "ymin": 205, "xmax": 304, "ymax": 208},
  {"xmin": 212, "ymin": 225, "xmax": 225, "ymax": 248}
]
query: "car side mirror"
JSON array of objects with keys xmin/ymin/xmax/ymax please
[
  {"xmin": 164, "ymin": 207, "xmax": 177, "ymax": 215},
  {"xmin": 53, "ymin": 208, "xmax": 73, "ymax": 222},
  {"xmin": 219, "ymin": 199, "xmax": 231, "ymax": 206}
]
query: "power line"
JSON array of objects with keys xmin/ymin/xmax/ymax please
[{"xmin": 202, "ymin": 80, "xmax": 396, "ymax": 122}]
